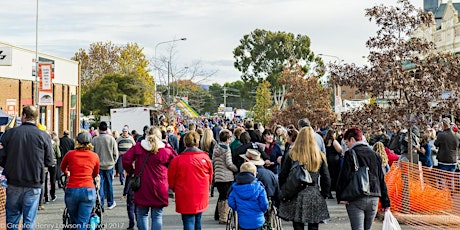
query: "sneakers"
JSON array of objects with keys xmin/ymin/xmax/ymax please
[
  {"xmin": 51, "ymin": 196, "xmax": 57, "ymax": 202},
  {"xmin": 107, "ymin": 202, "xmax": 117, "ymax": 210}
]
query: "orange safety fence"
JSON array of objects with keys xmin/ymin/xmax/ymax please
[
  {"xmin": 0, "ymin": 187, "xmax": 5, "ymax": 229},
  {"xmin": 382, "ymin": 161, "xmax": 460, "ymax": 229}
]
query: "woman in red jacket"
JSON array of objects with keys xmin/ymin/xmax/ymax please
[
  {"xmin": 168, "ymin": 131, "xmax": 213, "ymax": 230},
  {"xmin": 122, "ymin": 127, "xmax": 176, "ymax": 230},
  {"xmin": 60, "ymin": 132, "xmax": 100, "ymax": 230}
]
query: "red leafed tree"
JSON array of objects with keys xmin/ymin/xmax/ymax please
[{"xmin": 271, "ymin": 63, "xmax": 336, "ymax": 128}]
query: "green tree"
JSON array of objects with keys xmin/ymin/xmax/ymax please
[
  {"xmin": 81, "ymin": 73, "xmax": 152, "ymax": 115},
  {"xmin": 233, "ymin": 29, "xmax": 325, "ymax": 89},
  {"xmin": 253, "ymin": 81, "xmax": 273, "ymax": 126}
]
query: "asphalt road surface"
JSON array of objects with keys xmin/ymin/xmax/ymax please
[{"xmin": 33, "ymin": 182, "xmax": 399, "ymax": 230}]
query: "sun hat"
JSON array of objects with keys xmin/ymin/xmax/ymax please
[{"xmin": 239, "ymin": 149, "xmax": 265, "ymax": 166}]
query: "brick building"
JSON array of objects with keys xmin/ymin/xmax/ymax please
[{"xmin": 0, "ymin": 42, "xmax": 80, "ymax": 137}]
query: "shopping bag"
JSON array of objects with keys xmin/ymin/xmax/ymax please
[{"xmin": 382, "ymin": 210, "xmax": 401, "ymax": 230}]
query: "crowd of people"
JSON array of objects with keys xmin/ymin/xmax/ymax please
[{"xmin": 0, "ymin": 105, "xmax": 459, "ymax": 230}]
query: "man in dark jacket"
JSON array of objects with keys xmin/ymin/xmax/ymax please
[
  {"xmin": 434, "ymin": 117, "xmax": 459, "ymax": 172},
  {"xmin": 0, "ymin": 105, "xmax": 54, "ymax": 228},
  {"xmin": 58, "ymin": 130, "xmax": 74, "ymax": 188},
  {"xmin": 336, "ymin": 127, "xmax": 390, "ymax": 230}
]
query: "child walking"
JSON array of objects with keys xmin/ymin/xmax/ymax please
[{"xmin": 228, "ymin": 162, "xmax": 269, "ymax": 230}]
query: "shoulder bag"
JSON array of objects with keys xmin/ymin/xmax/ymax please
[
  {"xmin": 340, "ymin": 149, "xmax": 370, "ymax": 201},
  {"xmin": 280, "ymin": 160, "xmax": 313, "ymax": 201},
  {"xmin": 129, "ymin": 153, "xmax": 151, "ymax": 192}
]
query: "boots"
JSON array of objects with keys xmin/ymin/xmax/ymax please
[{"xmin": 218, "ymin": 200, "xmax": 230, "ymax": 224}]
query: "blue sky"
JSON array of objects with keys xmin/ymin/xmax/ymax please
[{"xmin": 1, "ymin": 0, "xmax": 424, "ymax": 85}]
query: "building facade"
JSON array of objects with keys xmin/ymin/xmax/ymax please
[{"xmin": 0, "ymin": 42, "xmax": 80, "ymax": 137}]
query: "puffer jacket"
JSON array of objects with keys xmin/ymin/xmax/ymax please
[
  {"xmin": 212, "ymin": 143, "xmax": 238, "ymax": 182},
  {"xmin": 228, "ymin": 172, "xmax": 269, "ymax": 229}
]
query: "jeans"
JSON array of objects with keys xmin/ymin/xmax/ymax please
[
  {"xmin": 181, "ymin": 213, "xmax": 202, "ymax": 230},
  {"xmin": 117, "ymin": 155, "xmax": 125, "ymax": 184},
  {"xmin": 99, "ymin": 168, "xmax": 114, "ymax": 207},
  {"xmin": 437, "ymin": 163, "xmax": 457, "ymax": 172},
  {"xmin": 345, "ymin": 196, "xmax": 379, "ymax": 230},
  {"xmin": 65, "ymin": 187, "xmax": 96, "ymax": 230},
  {"xmin": 6, "ymin": 185, "xmax": 41, "ymax": 230},
  {"xmin": 127, "ymin": 190, "xmax": 135, "ymax": 228},
  {"xmin": 136, "ymin": 206, "xmax": 163, "ymax": 230}
]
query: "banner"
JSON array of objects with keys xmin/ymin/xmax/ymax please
[{"xmin": 38, "ymin": 63, "xmax": 53, "ymax": 105}]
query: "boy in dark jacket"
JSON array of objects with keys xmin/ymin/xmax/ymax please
[{"xmin": 228, "ymin": 162, "xmax": 269, "ymax": 230}]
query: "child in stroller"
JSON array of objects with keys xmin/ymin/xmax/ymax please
[{"xmin": 61, "ymin": 175, "xmax": 105, "ymax": 230}]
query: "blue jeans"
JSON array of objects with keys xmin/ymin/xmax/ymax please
[
  {"xmin": 345, "ymin": 196, "xmax": 379, "ymax": 230},
  {"xmin": 136, "ymin": 206, "xmax": 163, "ymax": 230},
  {"xmin": 6, "ymin": 185, "xmax": 41, "ymax": 230},
  {"xmin": 181, "ymin": 213, "xmax": 202, "ymax": 230},
  {"xmin": 64, "ymin": 187, "xmax": 96, "ymax": 230},
  {"xmin": 117, "ymin": 155, "xmax": 125, "ymax": 184},
  {"xmin": 437, "ymin": 163, "xmax": 457, "ymax": 172},
  {"xmin": 99, "ymin": 168, "xmax": 114, "ymax": 207}
]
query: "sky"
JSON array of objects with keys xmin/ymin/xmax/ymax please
[{"xmin": 1, "ymin": 0, "xmax": 424, "ymax": 86}]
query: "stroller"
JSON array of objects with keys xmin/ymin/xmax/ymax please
[{"xmin": 61, "ymin": 175, "xmax": 105, "ymax": 230}]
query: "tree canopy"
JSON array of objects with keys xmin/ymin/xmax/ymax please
[
  {"xmin": 253, "ymin": 81, "xmax": 273, "ymax": 125},
  {"xmin": 330, "ymin": 0, "xmax": 460, "ymax": 130},
  {"xmin": 233, "ymin": 29, "xmax": 325, "ymax": 89}
]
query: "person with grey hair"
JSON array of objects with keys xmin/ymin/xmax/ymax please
[
  {"xmin": 297, "ymin": 118, "xmax": 326, "ymax": 154},
  {"xmin": 0, "ymin": 105, "xmax": 54, "ymax": 228}
]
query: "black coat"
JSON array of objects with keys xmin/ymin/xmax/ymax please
[
  {"xmin": 59, "ymin": 135, "xmax": 75, "ymax": 157},
  {"xmin": 336, "ymin": 143, "xmax": 390, "ymax": 208}
]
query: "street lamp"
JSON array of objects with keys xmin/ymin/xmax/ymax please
[
  {"xmin": 154, "ymin": 38, "xmax": 187, "ymax": 104},
  {"xmin": 318, "ymin": 53, "xmax": 344, "ymax": 114}
]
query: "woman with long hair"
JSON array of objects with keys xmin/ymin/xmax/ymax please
[
  {"xmin": 323, "ymin": 129, "xmax": 342, "ymax": 198},
  {"xmin": 200, "ymin": 128, "xmax": 216, "ymax": 159},
  {"xmin": 372, "ymin": 142, "xmax": 390, "ymax": 173},
  {"xmin": 122, "ymin": 127, "xmax": 176, "ymax": 230},
  {"xmin": 278, "ymin": 127, "xmax": 331, "ymax": 230},
  {"xmin": 60, "ymin": 132, "xmax": 100, "ymax": 230}
]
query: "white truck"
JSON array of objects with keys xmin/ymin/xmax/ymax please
[{"xmin": 110, "ymin": 107, "xmax": 154, "ymax": 134}]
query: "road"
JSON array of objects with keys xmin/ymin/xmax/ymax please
[{"xmin": 33, "ymin": 182, "xmax": 394, "ymax": 230}]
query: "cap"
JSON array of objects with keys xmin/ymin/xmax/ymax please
[
  {"xmin": 76, "ymin": 132, "xmax": 92, "ymax": 144},
  {"xmin": 122, "ymin": 126, "xmax": 129, "ymax": 131},
  {"xmin": 442, "ymin": 117, "xmax": 451, "ymax": 126}
]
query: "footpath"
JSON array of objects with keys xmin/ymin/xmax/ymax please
[{"xmin": 32, "ymin": 182, "xmax": 400, "ymax": 230}]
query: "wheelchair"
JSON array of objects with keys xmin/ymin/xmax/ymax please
[{"xmin": 226, "ymin": 199, "xmax": 282, "ymax": 230}]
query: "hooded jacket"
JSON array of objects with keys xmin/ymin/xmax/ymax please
[
  {"xmin": 122, "ymin": 139, "xmax": 176, "ymax": 208},
  {"xmin": 212, "ymin": 143, "xmax": 238, "ymax": 182},
  {"xmin": 228, "ymin": 172, "xmax": 269, "ymax": 229},
  {"xmin": 168, "ymin": 147, "xmax": 213, "ymax": 214}
]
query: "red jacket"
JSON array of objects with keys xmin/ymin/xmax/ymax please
[
  {"xmin": 384, "ymin": 147, "xmax": 399, "ymax": 166},
  {"xmin": 122, "ymin": 142, "xmax": 176, "ymax": 208},
  {"xmin": 168, "ymin": 148, "xmax": 213, "ymax": 214}
]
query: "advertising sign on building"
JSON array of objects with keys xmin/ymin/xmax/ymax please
[
  {"xmin": 38, "ymin": 63, "xmax": 53, "ymax": 105},
  {"xmin": 6, "ymin": 99, "xmax": 17, "ymax": 116},
  {"xmin": 0, "ymin": 47, "xmax": 12, "ymax": 66}
]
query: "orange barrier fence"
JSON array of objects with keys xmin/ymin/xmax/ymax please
[
  {"xmin": 0, "ymin": 187, "xmax": 5, "ymax": 229},
  {"xmin": 384, "ymin": 161, "xmax": 460, "ymax": 229}
]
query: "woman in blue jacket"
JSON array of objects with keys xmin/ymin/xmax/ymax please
[{"xmin": 228, "ymin": 162, "xmax": 269, "ymax": 230}]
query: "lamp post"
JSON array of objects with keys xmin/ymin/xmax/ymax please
[
  {"xmin": 154, "ymin": 38, "xmax": 186, "ymax": 104},
  {"xmin": 318, "ymin": 54, "xmax": 344, "ymax": 114},
  {"xmin": 35, "ymin": 0, "xmax": 39, "ymax": 106}
]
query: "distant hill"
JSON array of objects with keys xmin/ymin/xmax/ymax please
[{"xmin": 199, "ymin": 84, "xmax": 210, "ymax": 91}]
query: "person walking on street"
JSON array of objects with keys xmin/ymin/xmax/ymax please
[
  {"xmin": 60, "ymin": 132, "xmax": 100, "ymax": 230},
  {"xmin": 58, "ymin": 130, "xmax": 74, "ymax": 188},
  {"xmin": 122, "ymin": 126, "xmax": 176, "ymax": 230},
  {"xmin": 92, "ymin": 121, "xmax": 119, "ymax": 210},
  {"xmin": 116, "ymin": 126, "xmax": 136, "ymax": 186},
  {"xmin": 336, "ymin": 127, "xmax": 390, "ymax": 230},
  {"xmin": 168, "ymin": 131, "xmax": 213, "ymax": 230},
  {"xmin": 0, "ymin": 105, "xmax": 54, "ymax": 230},
  {"xmin": 434, "ymin": 117, "xmax": 459, "ymax": 172}
]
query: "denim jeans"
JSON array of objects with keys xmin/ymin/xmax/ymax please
[
  {"xmin": 117, "ymin": 155, "xmax": 125, "ymax": 184},
  {"xmin": 345, "ymin": 196, "xmax": 379, "ymax": 230},
  {"xmin": 99, "ymin": 168, "xmax": 114, "ymax": 207},
  {"xmin": 6, "ymin": 185, "xmax": 41, "ymax": 230},
  {"xmin": 181, "ymin": 213, "xmax": 202, "ymax": 230},
  {"xmin": 437, "ymin": 163, "xmax": 457, "ymax": 172},
  {"xmin": 127, "ymin": 190, "xmax": 135, "ymax": 228},
  {"xmin": 136, "ymin": 206, "xmax": 163, "ymax": 230},
  {"xmin": 65, "ymin": 187, "xmax": 96, "ymax": 230}
]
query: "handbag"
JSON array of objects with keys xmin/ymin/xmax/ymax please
[
  {"xmin": 281, "ymin": 160, "xmax": 313, "ymax": 201},
  {"xmin": 340, "ymin": 149, "xmax": 370, "ymax": 202},
  {"xmin": 129, "ymin": 153, "xmax": 151, "ymax": 192}
]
